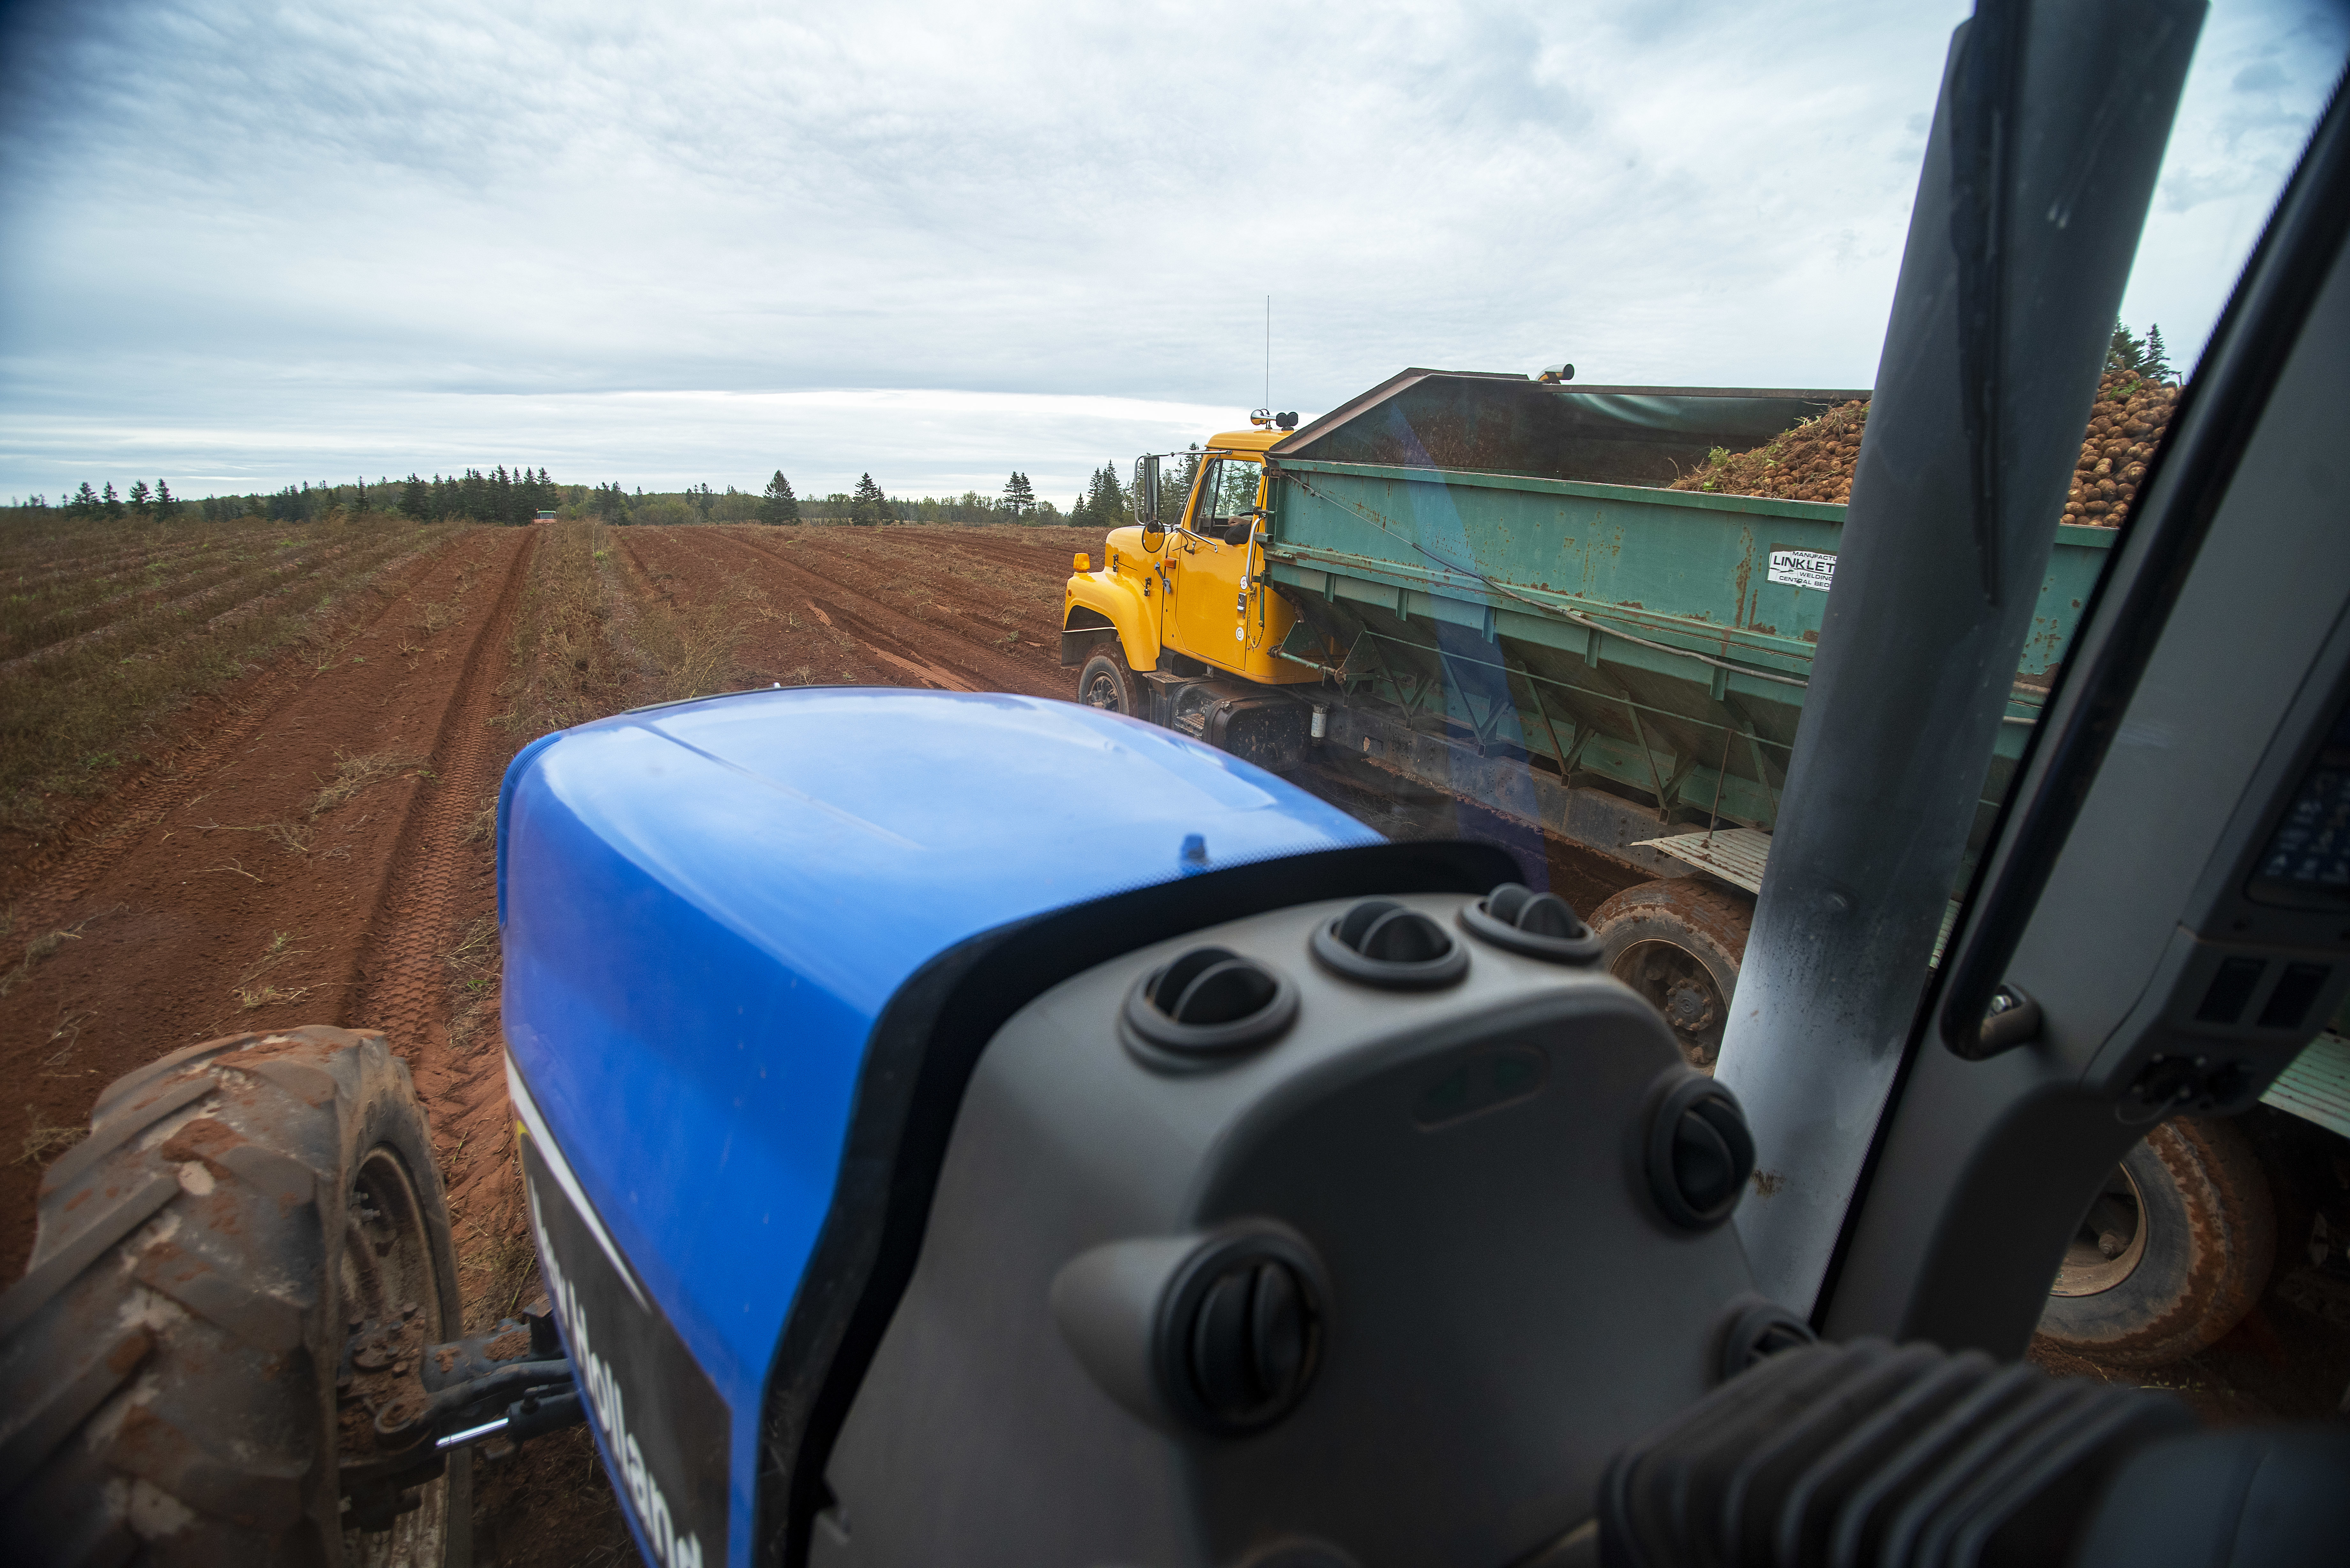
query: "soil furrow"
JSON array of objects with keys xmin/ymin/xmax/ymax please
[
  {"xmin": 780, "ymin": 531, "xmax": 1073, "ymax": 651},
  {"xmin": 0, "ymin": 532, "xmax": 460, "ymax": 925},
  {"xmin": 1, "ymin": 537, "xmax": 214, "ymax": 590},
  {"xmin": 712, "ymin": 539, "xmax": 1000, "ymax": 688},
  {"xmin": 0, "ymin": 528, "xmax": 524, "ymax": 1281},
  {"xmin": 349, "ymin": 530, "xmax": 535, "ymax": 1057},
  {"xmin": 0, "ymin": 542, "xmax": 353, "ymax": 674},
  {"xmin": 706, "ymin": 529, "xmax": 1050, "ymax": 694}
]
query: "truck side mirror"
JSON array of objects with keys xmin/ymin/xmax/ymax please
[{"xmin": 1133, "ymin": 455, "xmax": 1162, "ymax": 531}]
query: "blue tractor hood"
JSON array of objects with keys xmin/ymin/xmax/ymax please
[{"xmin": 495, "ymin": 687, "xmax": 1395, "ymax": 1567}]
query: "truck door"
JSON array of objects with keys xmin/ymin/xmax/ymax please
[{"xmin": 1168, "ymin": 455, "xmax": 1262, "ymax": 671}]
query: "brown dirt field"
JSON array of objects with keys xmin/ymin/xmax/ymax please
[
  {"xmin": 612, "ymin": 524, "xmax": 1087, "ymax": 699},
  {"xmin": 2, "ymin": 526, "xmax": 532, "ymax": 1280},
  {"xmin": 13, "ymin": 515, "xmax": 2319, "ymax": 1564},
  {"xmin": 0, "ymin": 519, "xmax": 1114, "ymax": 1565},
  {"xmin": 0, "ymin": 522, "xmax": 624, "ymax": 1561}
]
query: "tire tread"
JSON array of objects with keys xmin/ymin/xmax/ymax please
[{"xmin": 0, "ymin": 1025, "xmax": 461, "ymax": 1565}]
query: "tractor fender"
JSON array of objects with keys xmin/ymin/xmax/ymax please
[{"xmin": 1064, "ymin": 570, "xmax": 1158, "ymax": 672}]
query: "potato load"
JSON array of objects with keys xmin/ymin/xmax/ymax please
[{"xmin": 1667, "ymin": 372, "xmax": 2179, "ymax": 528}]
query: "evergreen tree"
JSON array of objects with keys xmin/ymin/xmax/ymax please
[
  {"xmin": 70, "ymin": 481, "xmax": 98, "ymax": 518},
  {"xmin": 850, "ymin": 473, "xmax": 890, "ymax": 526},
  {"xmin": 101, "ymin": 481, "xmax": 122, "ymax": 518},
  {"xmin": 2142, "ymin": 324, "xmax": 2173, "ymax": 384},
  {"xmin": 1171, "ymin": 443, "xmax": 1202, "ymax": 510},
  {"xmin": 2107, "ymin": 319, "xmax": 2149, "ymax": 377},
  {"xmin": 760, "ymin": 470, "xmax": 801, "ymax": 524},
  {"xmin": 128, "ymin": 479, "xmax": 152, "ymax": 516},
  {"xmin": 401, "ymin": 473, "xmax": 428, "ymax": 517},
  {"xmin": 351, "ymin": 478, "xmax": 367, "ymax": 516},
  {"xmin": 1082, "ymin": 463, "xmax": 1128, "ymax": 526},
  {"xmin": 156, "ymin": 479, "xmax": 178, "ymax": 520},
  {"xmin": 1002, "ymin": 471, "xmax": 1035, "ymax": 517}
]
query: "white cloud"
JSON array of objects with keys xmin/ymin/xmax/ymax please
[{"xmin": 1, "ymin": 0, "xmax": 2340, "ymax": 500}]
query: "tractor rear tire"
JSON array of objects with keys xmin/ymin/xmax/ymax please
[
  {"xmin": 0, "ymin": 1026, "xmax": 470, "ymax": 1567},
  {"xmin": 1078, "ymin": 652, "xmax": 1140, "ymax": 717},
  {"xmin": 2035, "ymin": 1117, "xmax": 2275, "ymax": 1368},
  {"xmin": 1588, "ymin": 878, "xmax": 1753, "ymax": 1073}
]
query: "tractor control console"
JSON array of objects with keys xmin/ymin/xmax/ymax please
[{"xmin": 812, "ymin": 887, "xmax": 1762, "ymax": 1566}]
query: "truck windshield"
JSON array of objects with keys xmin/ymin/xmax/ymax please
[{"xmin": 1191, "ymin": 458, "xmax": 1261, "ymax": 538}]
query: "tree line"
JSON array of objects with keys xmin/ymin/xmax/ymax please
[
  {"xmin": 16, "ymin": 466, "xmax": 573, "ymax": 526},
  {"xmin": 11, "ymin": 458, "xmax": 1189, "ymax": 530},
  {"xmin": 580, "ymin": 470, "xmax": 1081, "ymax": 527},
  {"xmin": 44, "ymin": 479, "xmax": 186, "ymax": 521}
]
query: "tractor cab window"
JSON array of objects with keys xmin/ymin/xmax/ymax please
[{"xmin": 1188, "ymin": 458, "xmax": 1262, "ymax": 543}]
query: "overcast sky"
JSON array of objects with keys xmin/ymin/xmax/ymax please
[{"xmin": 3, "ymin": 0, "xmax": 2343, "ymax": 506}]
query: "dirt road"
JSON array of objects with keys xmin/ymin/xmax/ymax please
[{"xmin": 0, "ymin": 520, "xmax": 1109, "ymax": 1564}]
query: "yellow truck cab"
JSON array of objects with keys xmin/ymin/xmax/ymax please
[{"xmin": 1061, "ymin": 424, "xmax": 1331, "ymax": 768}]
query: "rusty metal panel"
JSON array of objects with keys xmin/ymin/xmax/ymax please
[
  {"xmin": 2262, "ymin": 1031, "xmax": 2350, "ymax": 1137},
  {"xmin": 1634, "ymin": 829, "xmax": 1773, "ymax": 894}
]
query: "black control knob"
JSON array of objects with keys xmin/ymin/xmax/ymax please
[
  {"xmin": 1153, "ymin": 1226, "xmax": 1325, "ymax": 1434},
  {"xmin": 1310, "ymin": 898, "xmax": 1468, "ymax": 989},
  {"xmin": 1189, "ymin": 1257, "xmax": 1310, "ymax": 1422},
  {"xmin": 1051, "ymin": 1224, "xmax": 1326, "ymax": 1439},
  {"xmin": 1123, "ymin": 946, "xmax": 1297, "ymax": 1067},
  {"xmin": 1645, "ymin": 1074, "xmax": 1755, "ymax": 1229},
  {"xmin": 1458, "ymin": 881, "xmax": 1604, "ymax": 964}
]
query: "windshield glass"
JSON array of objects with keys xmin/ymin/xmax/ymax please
[
  {"xmin": 4, "ymin": 5, "xmax": 2347, "ymax": 1551},
  {"xmin": 1190, "ymin": 457, "xmax": 1262, "ymax": 534}
]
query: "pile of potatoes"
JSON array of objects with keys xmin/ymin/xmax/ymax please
[
  {"xmin": 2065, "ymin": 375, "xmax": 2178, "ymax": 527},
  {"xmin": 1667, "ymin": 399, "xmax": 1867, "ymax": 505},
  {"xmin": 1670, "ymin": 373, "xmax": 2178, "ymax": 529}
]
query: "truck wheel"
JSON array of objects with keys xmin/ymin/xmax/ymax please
[
  {"xmin": 0, "ymin": 1026, "xmax": 470, "ymax": 1566},
  {"xmin": 1078, "ymin": 652, "xmax": 1139, "ymax": 716},
  {"xmin": 1587, "ymin": 878, "xmax": 1752, "ymax": 1072},
  {"xmin": 2036, "ymin": 1117, "xmax": 2275, "ymax": 1368}
]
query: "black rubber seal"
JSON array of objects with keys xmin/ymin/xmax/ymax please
[
  {"xmin": 1644, "ymin": 1071, "xmax": 1755, "ymax": 1231},
  {"xmin": 1458, "ymin": 898, "xmax": 1605, "ymax": 966},
  {"xmin": 756, "ymin": 836, "xmax": 1520, "ymax": 1567},
  {"xmin": 1307, "ymin": 908, "xmax": 1468, "ymax": 991},
  {"xmin": 1120, "ymin": 959, "xmax": 1300, "ymax": 1069}
]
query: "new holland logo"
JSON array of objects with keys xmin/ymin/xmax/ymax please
[
  {"xmin": 510, "ymin": 1056, "xmax": 732, "ymax": 1568},
  {"xmin": 528, "ymin": 1182, "xmax": 707, "ymax": 1568}
]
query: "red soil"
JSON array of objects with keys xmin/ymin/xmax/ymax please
[
  {"xmin": 2, "ymin": 529, "xmax": 534, "ymax": 1281},
  {"xmin": 0, "ymin": 521, "xmax": 1113, "ymax": 1565},
  {"xmin": 616, "ymin": 523, "xmax": 1090, "ymax": 698}
]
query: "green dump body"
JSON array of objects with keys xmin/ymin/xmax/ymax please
[{"xmin": 1260, "ymin": 372, "xmax": 2114, "ymax": 852}]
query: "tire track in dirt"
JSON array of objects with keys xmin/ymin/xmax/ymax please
[
  {"xmin": 0, "ymin": 529, "xmax": 526, "ymax": 1282},
  {"xmin": 707, "ymin": 529, "xmax": 1054, "ymax": 695},
  {"xmin": 778, "ymin": 530, "xmax": 1079, "ymax": 665},
  {"xmin": 611, "ymin": 527, "xmax": 943, "ymax": 690},
  {"xmin": 349, "ymin": 530, "xmax": 536, "ymax": 1060},
  {"xmin": 0, "ymin": 531, "xmax": 460, "ymax": 928},
  {"xmin": 782, "ymin": 540, "xmax": 1047, "ymax": 660}
]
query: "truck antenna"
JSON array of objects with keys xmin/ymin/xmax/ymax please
[{"xmin": 1264, "ymin": 295, "xmax": 1271, "ymax": 412}]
